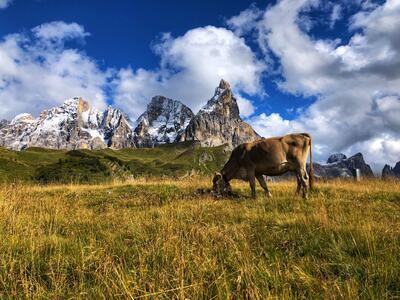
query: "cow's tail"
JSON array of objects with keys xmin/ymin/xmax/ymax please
[{"xmin": 308, "ymin": 136, "xmax": 314, "ymax": 191}]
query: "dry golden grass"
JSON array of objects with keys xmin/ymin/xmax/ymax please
[{"xmin": 0, "ymin": 179, "xmax": 399, "ymax": 299}]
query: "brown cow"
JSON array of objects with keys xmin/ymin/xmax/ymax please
[{"xmin": 213, "ymin": 133, "xmax": 313, "ymax": 199}]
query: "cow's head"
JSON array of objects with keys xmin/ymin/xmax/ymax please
[{"xmin": 212, "ymin": 172, "xmax": 231, "ymax": 196}]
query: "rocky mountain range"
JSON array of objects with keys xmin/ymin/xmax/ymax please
[
  {"xmin": 0, "ymin": 79, "xmax": 259, "ymax": 150},
  {"xmin": 382, "ymin": 162, "xmax": 400, "ymax": 179},
  {"xmin": 312, "ymin": 152, "xmax": 374, "ymax": 179},
  {"xmin": 0, "ymin": 97, "xmax": 135, "ymax": 150}
]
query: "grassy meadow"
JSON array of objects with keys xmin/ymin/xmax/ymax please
[{"xmin": 0, "ymin": 178, "xmax": 399, "ymax": 299}]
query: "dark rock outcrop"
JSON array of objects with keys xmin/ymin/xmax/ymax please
[
  {"xmin": 382, "ymin": 161, "xmax": 400, "ymax": 179},
  {"xmin": 0, "ymin": 119, "xmax": 9, "ymax": 129},
  {"xmin": 182, "ymin": 79, "xmax": 260, "ymax": 148}
]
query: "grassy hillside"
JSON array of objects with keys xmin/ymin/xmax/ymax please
[
  {"xmin": 0, "ymin": 142, "xmax": 228, "ymax": 183},
  {"xmin": 0, "ymin": 179, "xmax": 399, "ymax": 298}
]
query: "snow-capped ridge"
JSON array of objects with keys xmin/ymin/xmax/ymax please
[
  {"xmin": 0, "ymin": 97, "xmax": 135, "ymax": 150},
  {"xmin": 11, "ymin": 113, "xmax": 35, "ymax": 124}
]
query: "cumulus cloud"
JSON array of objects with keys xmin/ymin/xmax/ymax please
[
  {"xmin": 32, "ymin": 21, "xmax": 90, "ymax": 43},
  {"xmin": 232, "ymin": 0, "xmax": 400, "ymax": 170},
  {"xmin": 0, "ymin": 21, "xmax": 109, "ymax": 120},
  {"xmin": 113, "ymin": 26, "xmax": 266, "ymax": 120},
  {"xmin": 0, "ymin": 0, "xmax": 12, "ymax": 9},
  {"xmin": 249, "ymin": 113, "xmax": 293, "ymax": 137},
  {"xmin": 226, "ymin": 4, "xmax": 262, "ymax": 36}
]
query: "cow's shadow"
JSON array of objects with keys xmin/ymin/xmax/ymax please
[{"xmin": 195, "ymin": 188, "xmax": 246, "ymax": 200}]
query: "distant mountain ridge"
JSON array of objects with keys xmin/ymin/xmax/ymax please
[
  {"xmin": 382, "ymin": 161, "xmax": 400, "ymax": 179},
  {"xmin": 0, "ymin": 97, "xmax": 134, "ymax": 150},
  {"xmin": 0, "ymin": 79, "xmax": 260, "ymax": 150}
]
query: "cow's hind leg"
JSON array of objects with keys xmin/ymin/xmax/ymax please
[
  {"xmin": 256, "ymin": 175, "xmax": 272, "ymax": 198},
  {"xmin": 248, "ymin": 172, "xmax": 257, "ymax": 200},
  {"xmin": 295, "ymin": 174, "xmax": 301, "ymax": 196},
  {"xmin": 298, "ymin": 167, "xmax": 309, "ymax": 199}
]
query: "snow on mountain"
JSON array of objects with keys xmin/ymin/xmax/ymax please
[
  {"xmin": 326, "ymin": 153, "xmax": 347, "ymax": 164},
  {"xmin": 0, "ymin": 97, "xmax": 135, "ymax": 150},
  {"xmin": 134, "ymin": 95, "xmax": 194, "ymax": 147}
]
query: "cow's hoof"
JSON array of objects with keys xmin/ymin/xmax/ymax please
[{"xmin": 266, "ymin": 192, "xmax": 273, "ymax": 198}]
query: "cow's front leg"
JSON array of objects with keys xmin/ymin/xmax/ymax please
[
  {"xmin": 248, "ymin": 172, "xmax": 256, "ymax": 200},
  {"xmin": 256, "ymin": 174, "xmax": 272, "ymax": 198}
]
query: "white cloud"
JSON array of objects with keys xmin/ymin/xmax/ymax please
[
  {"xmin": 226, "ymin": 4, "xmax": 262, "ymax": 36},
  {"xmin": 329, "ymin": 4, "xmax": 342, "ymax": 28},
  {"xmin": 235, "ymin": 94, "xmax": 255, "ymax": 117},
  {"xmin": 0, "ymin": 0, "xmax": 12, "ymax": 9},
  {"xmin": 249, "ymin": 113, "xmax": 293, "ymax": 137},
  {"xmin": 113, "ymin": 26, "xmax": 266, "ymax": 120},
  {"xmin": 231, "ymin": 0, "xmax": 400, "ymax": 170},
  {"xmin": 0, "ymin": 21, "xmax": 109, "ymax": 119},
  {"xmin": 32, "ymin": 21, "xmax": 90, "ymax": 43}
]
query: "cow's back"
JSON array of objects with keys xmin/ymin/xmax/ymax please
[{"xmin": 244, "ymin": 138, "xmax": 287, "ymax": 171}]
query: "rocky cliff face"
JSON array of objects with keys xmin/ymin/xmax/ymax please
[
  {"xmin": 134, "ymin": 96, "xmax": 194, "ymax": 147},
  {"xmin": 102, "ymin": 106, "xmax": 135, "ymax": 149},
  {"xmin": 182, "ymin": 79, "xmax": 259, "ymax": 148},
  {"xmin": 382, "ymin": 161, "xmax": 400, "ymax": 179},
  {"xmin": 0, "ymin": 97, "xmax": 135, "ymax": 150}
]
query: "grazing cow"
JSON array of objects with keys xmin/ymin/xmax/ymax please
[{"xmin": 213, "ymin": 133, "xmax": 313, "ymax": 199}]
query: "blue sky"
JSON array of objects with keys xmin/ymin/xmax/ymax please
[
  {"xmin": 0, "ymin": 0, "xmax": 313, "ymax": 120},
  {"xmin": 0, "ymin": 0, "xmax": 400, "ymax": 170}
]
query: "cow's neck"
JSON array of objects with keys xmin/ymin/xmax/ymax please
[{"xmin": 221, "ymin": 169, "xmax": 233, "ymax": 182}]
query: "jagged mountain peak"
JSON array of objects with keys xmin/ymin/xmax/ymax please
[
  {"xmin": 218, "ymin": 78, "xmax": 230, "ymax": 90},
  {"xmin": 382, "ymin": 160, "xmax": 400, "ymax": 178},
  {"xmin": 199, "ymin": 79, "xmax": 240, "ymax": 120},
  {"xmin": 183, "ymin": 79, "xmax": 259, "ymax": 148}
]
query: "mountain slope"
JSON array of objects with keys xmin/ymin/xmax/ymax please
[{"xmin": 0, "ymin": 142, "xmax": 229, "ymax": 183}]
